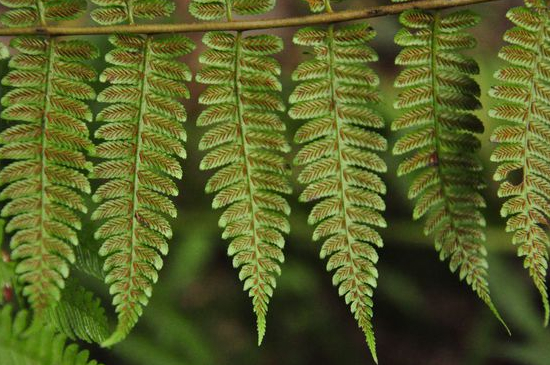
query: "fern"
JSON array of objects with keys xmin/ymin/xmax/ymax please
[
  {"xmin": 45, "ymin": 279, "xmax": 110, "ymax": 343},
  {"xmin": 0, "ymin": 0, "xmax": 538, "ymax": 358},
  {"xmin": 91, "ymin": 30, "xmax": 194, "ymax": 344},
  {"xmin": 191, "ymin": 0, "xmax": 291, "ymax": 345},
  {"xmin": 0, "ymin": 0, "xmax": 85, "ymax": 27},
  {"xmin": 489, "ymin": 0, "xmax": 550, "ymax": 324},
  {"xmin": 289, "ymin": 1, "xmax": 387, "ymax": 360},
  {"xmin": 392, "ymin": 6, "xmax": 505, "ymax": 324},
  {"xmin": 189, "ymin": 0, "xmax": 275, "ymax": 20},
  {"xmin": 0, "ymin": 306, "xmax": 102, "ymax": 365},
  {"xmin": 91, "ymin": 0, "xmax": 175, "ymax": 25},
  {"xmin": 0, "ymin": 0, "xmax": 98, "ymax": 313}
]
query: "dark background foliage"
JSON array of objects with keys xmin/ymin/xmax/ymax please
[{"xmin": 4, "ymin": 0, "xmax": 549, "ymax": 364}]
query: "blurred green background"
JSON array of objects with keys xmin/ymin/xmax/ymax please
[{"xmin": 8, "ymin": 0, "xmax": 550, "ymax": 364}]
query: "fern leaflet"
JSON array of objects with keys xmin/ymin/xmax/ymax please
[
  {"xmin": 392, "ymin": 7, "xmax": 505, "ymax": 326},
  {"xmin": 289, "ymin": 18, "xmax": 386, "ymax": 361},
  {"xmin": 191, "ymin": 0, "xmax": 291, "ymax": 345},
  {"xmin": 189, "ymin": 0, "xmax": 275, "ymax": 20},
  {"xmin": 91, "ymin": 0, "xmax": 175, "ymax": 25},
  {"xmin": 45, "ymin": 279, "xmax": 110, "ymax": 343},
  {"xmin": 91, "ymin": 32, "xmax": 194, "ymax": 346},
  {"xmin": 0, "ymin": 0, "xmax": 85, "ymax": 27},
  {"xmin": 489, "ymin": 0, "xmax": 550, "ymax": 324},
  {"xmin": 0, "ymin": 31, "xmax": 97, "ymax": 312}
]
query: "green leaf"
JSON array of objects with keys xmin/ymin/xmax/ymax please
[
  {"xmin": 289, "ymin": 22, "xmax": 386, "ymax": 362},
  {"xmin": 91, "ymin": 33, "xmax": 194, "ymax": 346},
  {"xmin": 189, "ymin": 0, "xmax": 275, "ymax": 20},
  {"xmin": 489, "ymin": 3, "xmax": 550, "ymax": 326},
  {"xmin": 0, "ymin": 37, "xmax": 97, "ymax": 314},
  {"xmin": 195, "ymin": 29, "xmax": 291, "ymax": 345},
  {"xmin": 392, "ymin": 7, "xmax": 507, "ymax": 331},
  {"xmin": 0, "ymin": 306, "xmax": 103, "ymax": 365},
  {"xmin": 91, "ymin": 0, "xmax": 175, "ymax": 24},
  {"xmin": 1, "ymin": 0, "xmax": 85, "ymax": 26},
  {"xmin": 45, "ymin": 279, "xmax": 110, "ymax": 344}
]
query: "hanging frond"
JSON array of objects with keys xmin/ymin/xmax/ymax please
[
  {"xmin": 91, "ymin": 0, "xmax": 175, "ymax": 25},
  {"xmin": 189, "ymin": 0, "xmax": 275, "ymax": 20},
  {"xmin": 0, "ymin": 36, "xmax": 97, "ymax": 313},
  {"xmin": 0, "ymin": 306, "xmax": 102, "ymax": 365},
  {"xmin": 489, "ymin": 0, "xmax": 550, "ymax": 325},
  {"xmin": 195, "ymin": 29, "xmax": 291, "ymax": 344},
  {"xmin": 45, "ymin": 279, "xmax": 110, "ymax": 343},
  {"xmin": 0, "ymin": 0, "xmax": 85, "ymax": 27},
  {"xmin": 392, "ymin": 7, "xmax": 506, "ymax": 326},
  {"xmin": 289, "ymin": 21, "xmax": 385, "ymax": 362},
  {"xmin": 190, "ymin": 0, "xmax": 291, "ymax": 345},
  {"xmin": 91, "ymin": 33, "xmax": 194, "ymax": 346}
]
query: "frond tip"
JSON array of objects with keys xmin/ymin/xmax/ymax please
[
  {"xmin": 91, "ymin": 33, "xmax": 194, "ymax": 346},
  {"xmin": 393, "ymin": 8, "xmax": 506, "ymax": 328},
  {"xmin": 289, "ymin": 22, "xmax": 386, "ymax": 362},
  {"xmin": 196, "ymin": 30, "xmax": 291, "ymax": 344},
  {"xmin": 489, "ymin": 1, "xmax": 550, "ymax": 326}
]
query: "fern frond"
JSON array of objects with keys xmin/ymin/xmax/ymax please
[
  {"xmin": 289, "ymin": 21, "xmax": 385, "ymax": 362},
  {"xmin": 392, "ymin": 7, "xmax": 505, "ymax": 326},
  {"xmin": 195, "ymin": 30, "xmax": 290, "ymax": 344},
  {"xmin": 91, "ymin": 0, "xmax": 175, "ymax": 25},
  {"xmin": 191, "ymin": 0, "xmax": 291, "ymax": 345},
  {"xmin": 45, "ymin": 279, "xmax": 110, "ymax": 343},
  {"xmin": 74, "ymin": 229, "xmax": 106, "ymax": 280},
  {"xmin": 0, "ymin": 35, "xmax": 97, "ymax": 313},
  {"xmin": 189, "ymin": 0, "xmax": 275, "ymax": 20},
  {"xmin": 489, "ymin": 0, "xmax": 550, "ymax": 325},
  {"xmin": 91, "ymin": 33, "xmax": 194, "ymax": 346},
  {"xmin": 0, "ymin": 306, "xmax": 102, "ymax": 365}
]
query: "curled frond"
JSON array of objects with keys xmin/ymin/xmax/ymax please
[
  {"xmin": 0, "ymin": 36, "xmax": 97, "ymax": 313},
  {"xmin": 392, "ymin": 7, "xmax": 505, "ymax": 327},
  {"xmin": 0, "ymin": 306, "xmax": 103, "ymax": 365},
  {"xmin": 91, "ymin": 33, "xmax": 194, "ymax": 346},
  {"xmin": 289, "ymin": 22, "xmax": 385, "ymax": 362},
  {"xmin": 195, "ymin": 30, "xmax": 291, "ymax": 344},
  {"xmin": 489, "ymin": 1, "xmax": 550, "ymax": 325}
]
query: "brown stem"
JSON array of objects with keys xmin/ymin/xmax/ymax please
[{"xmin": 0, "ymin": 0, "xmax": 506, "ymax": 36}]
